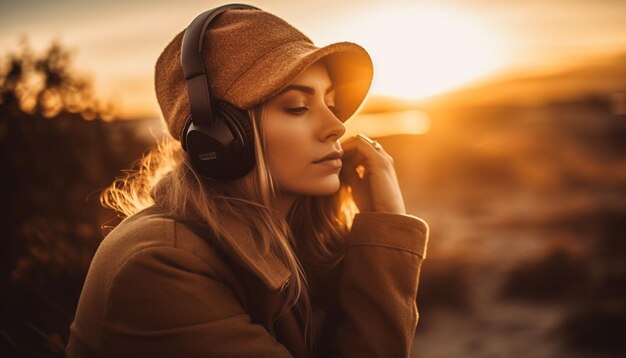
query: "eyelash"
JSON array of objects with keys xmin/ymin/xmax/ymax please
[{"xmin": 286, "ymin": 105, "xmax": 339, "ymax": 116}]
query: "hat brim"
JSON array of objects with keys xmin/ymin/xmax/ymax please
[{"xmin": 224, "ymin": 41, "xmax": 374, "ymax": 123}]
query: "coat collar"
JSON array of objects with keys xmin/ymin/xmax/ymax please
[
  {"xmin": 139, "ymin": 204, "xmax": 292, "ymax": 291},
  {"xmin": 218, "ymin": 213, "xmax": 292, "ymax": 291}
]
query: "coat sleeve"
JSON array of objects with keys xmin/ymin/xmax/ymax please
[
  {"xmin": 329, "ymin": 211, "xmax": 429, "ymax": 358},
  {"xmin": 95, "ymin": 246, "xmax": 293, "ymax": 358}
]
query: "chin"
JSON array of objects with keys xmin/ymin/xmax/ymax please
[
  {"xmin": 314, "ymin": 177, "xmax": 341, "ymax": 196},
  {"xmin": 288, "ymin": 176, "xmax": 341, "ymax": 196}
]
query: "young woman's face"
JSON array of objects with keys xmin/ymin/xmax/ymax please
[{"xmin": 262, "ymin": 60, "xmax": 346, "ymax": 197}]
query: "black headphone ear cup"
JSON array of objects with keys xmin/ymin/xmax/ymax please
[{"xmin": 183, "ymin": 101, "xmax": 255, "ymax": 180}]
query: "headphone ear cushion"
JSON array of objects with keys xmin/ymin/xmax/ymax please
[
  {"xmin": 217, "ymin": 100, "xmax": 254, "ymax": 152},
  {"xmin": 215, "ymin": 100, "xmax": 256, "ymax": 176}
]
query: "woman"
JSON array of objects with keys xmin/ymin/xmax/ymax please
[{"xmin": 66, "ymin": 5, "xmax": 429, "ymax": 358}]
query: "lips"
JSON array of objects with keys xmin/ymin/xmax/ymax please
[{"xmin": 313, "ymin": 150, "xmax": 344, "ymax": 163}]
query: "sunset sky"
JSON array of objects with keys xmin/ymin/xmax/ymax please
[{"xmin": 1, "ymin": 0, "xmax": 626, "ymax": 118}]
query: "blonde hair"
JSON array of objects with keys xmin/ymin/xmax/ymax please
[{"xmin": 100, "ymin": 103, "xmax": 359, "ymax": 354}]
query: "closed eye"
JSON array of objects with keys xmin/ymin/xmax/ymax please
[
  {"xmin": 285, "ymin": 105, "xmax": 339, "ymax": 116},
  {"xmin": 285, "ymin": 106, "xmax": 309, "ymax": 115},
  {"xmin": 285, "ymin": 106, "xmax": 339, "ymax": 117}
]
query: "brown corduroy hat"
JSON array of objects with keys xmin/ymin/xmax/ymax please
[{"xmin": 155, "ymin": 7, "xmax": 374, "ymax": 142}]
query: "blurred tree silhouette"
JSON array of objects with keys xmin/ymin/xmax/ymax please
[
  {"xmin": 0, "ymin": 37, "xmax": 156, "ymax": 357},
  {"xmin": 0, "ymin": 36, "xmax": 114, "ymax": 120}
]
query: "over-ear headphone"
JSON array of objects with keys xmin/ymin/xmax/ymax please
[{"xmin": 180, "ymin": 3, "xmax": 260, "ymax": 180}]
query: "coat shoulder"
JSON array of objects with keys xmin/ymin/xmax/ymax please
[
  {"xmin": 94, "ymin": 206, "xmax": 227, "ymax": 278},
  {"xmin": 68, "ymin": 206, "xmax": 253, "ymax": 357}
]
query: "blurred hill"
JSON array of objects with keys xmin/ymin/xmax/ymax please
[
  {"xmin": 361, "ymin": 50, "xmax": 626, "ymax": 112},
  {"xmin": 427, "ymin": 51, "xmax": 626, "ymax": 108}
]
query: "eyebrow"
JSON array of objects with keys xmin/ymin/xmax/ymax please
[{"xmin": 277, "ymin": 84, "xmax": 335, "ymax": 96}]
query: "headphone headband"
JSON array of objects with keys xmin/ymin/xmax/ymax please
[{"xmin": 180, "ymin": 3, "xmax": 260, "ymax": 127}]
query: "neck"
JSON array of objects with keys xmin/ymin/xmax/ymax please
[{"xmin": 275, "ymin": 193, "xmax": 298, "ymax": 219}]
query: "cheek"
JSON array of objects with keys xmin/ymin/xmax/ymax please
[{"xmin": 263, "ymin": 120, "xmax": 311, "ymax": 180}]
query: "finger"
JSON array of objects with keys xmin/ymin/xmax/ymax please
[
  {"xmin": 342, "ymin": 134, "xmax": 379, "ymax": 156},
  {"xmin": 341, "ymin": 134, "xmax": 392, "ymax": 164},
  {"xmin": 340, "ymin": 156, "xmax": 365, "ymax": 181},
  {"xmin": 342, "ymin": 134, "xmax": 388, "ymax": 156}
]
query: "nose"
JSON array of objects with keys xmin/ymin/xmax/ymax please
[{"xmin": 319, "ymin": 105, "xmax": 347, "ymax": 141}]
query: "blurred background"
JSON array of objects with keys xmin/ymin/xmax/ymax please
[{"xmin": 1, "ymin": 0, "xmax": 625, "ymax": 357}]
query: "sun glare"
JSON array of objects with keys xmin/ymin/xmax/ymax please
[{"xmin": 342, "ymin": 4, "xmax": 506, "ymax": 100}]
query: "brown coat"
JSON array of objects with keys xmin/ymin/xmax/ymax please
[{"xmin": 66, "ymin": 205, "xmax": 429, "ymax": 357}]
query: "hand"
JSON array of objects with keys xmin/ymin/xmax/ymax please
[{"xmin": 339, "ymin": 134, "xmax": 407, "ymax": 215}]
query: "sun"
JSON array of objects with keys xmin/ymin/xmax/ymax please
[{"xmin": 333, "ymin": 4, "xmax": 507, "ymax": 100}]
